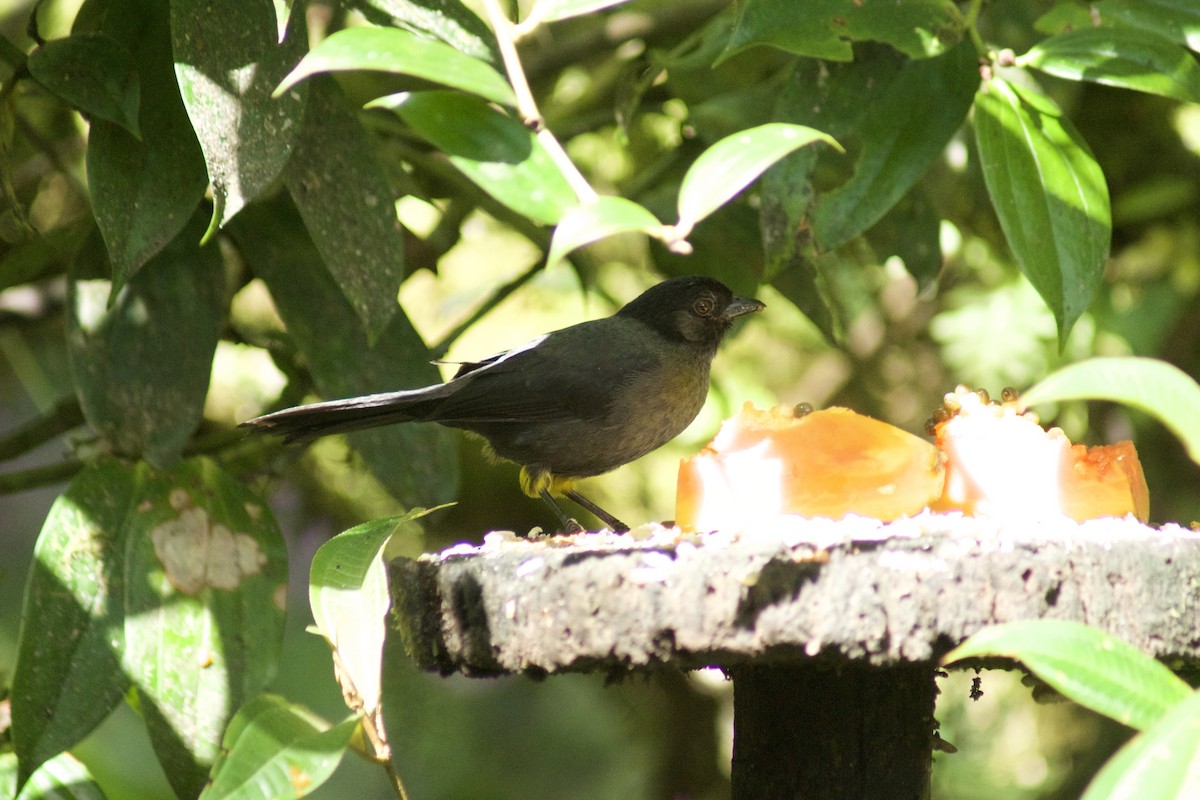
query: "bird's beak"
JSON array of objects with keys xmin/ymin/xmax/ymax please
[{"xmin": 723, "ymin": 295, "xmax": 766, "ymax": 320}]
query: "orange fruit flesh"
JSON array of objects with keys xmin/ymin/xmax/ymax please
[
  {"xmin": 932, "ymin": 387, "xmax": 1149, "ymax": 523},
  {"xmin": 675, "ymin": 404, "xmax": 944, "ymax": 532}
]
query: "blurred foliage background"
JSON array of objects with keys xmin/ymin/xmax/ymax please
[{"xmin": 1, "ymin": 0, "xmax": 1199, "ymax": 797}]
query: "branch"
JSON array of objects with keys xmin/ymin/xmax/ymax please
[{"xmin": 0, "ymin": 398, "xmax": 84, "ymax": 462}]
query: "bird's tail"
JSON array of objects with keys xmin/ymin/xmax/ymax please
[{"xmin": 240, "ymin": 388, "xmax": 444, "ymax": 444}]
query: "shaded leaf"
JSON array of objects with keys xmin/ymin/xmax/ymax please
[
  {"xmin": 311, "ymin": 511, "xmax": 437, "ymax": 718},
  {"xmin": 863, "ymin": 185, "xmax": 943, "ymax": 290},
  {"xmin": 722, "ymin": 0, "xmax": 965, "ymax": 63},
  {"xmin": 27, "ymin": 33, "xmax": 140, "ymax": 136},
  {"xmin": 1022, "ymin": 27, "xmax": 1200, "ymax": 102},
  {"xmin": 547, "ymin": 197, "xmax": 661, "ymax": 267},
  {"xmin": 811, "ymin": 41, "xmax": 979, "ymax": 250},
  {"xmin": 123, "ymin": 458, "xmax": 288, "ymax": 800},
  {"xmin": 172, "ymin": 0, "xmax": 309, "ymax": 232},
  {"xmin": 677, "ymin": 123, "xmax": 840, "ymax": 236},
  {"xmin": 10, "ymin": 460, "xmax": 134, "ymax": 789},
  {"xmin": 86, "ymin": 0, "xmax": 207, "ymax": 289},
  {"xmin": 277, "ymin": 26, "xmax": 515, "ymax": 106},
  {"xmin": 351, "ymin": 0, "xmax": 499, "ymax": 63},
  {"xmin": 284, "ymin": 79, "xmax": 405, "ymax": 342},
  {"xmin": 944, "ymin": 620, "xmax": 1189, "ymax": 731},
  {"xmin": 1021, "ymin": 357, "xmax": 1200, "ymax": 464},
  {"xmin": 200, "ymin": 696, "xmax": 356, "ymax": 800},
  {"xmin": 973, "ymin": 76, "xmax": 1110, "ymax": 347},
  {"xmin": 229, "ymin": 198, "xmax": 459, "ymax": 508},
  {"xmin": 66, "ymin": 214, "xmax": 225, "ymax": 468},
  {"xmin": 377, "ymin": 91, "xmax": 578, "ymax": 225},
  {"xmin": 1082, "ymin": 689, "xmax": 1200, "ymax": 800}
]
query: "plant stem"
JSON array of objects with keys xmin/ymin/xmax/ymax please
[
  {"xmin": 0, "ymin": 398, "xmax": 84, "ymax": 462},
  {"xmin": 430, "ymin": 258, "xmax": 545, "ymax": 360},
  {"xmin": 480, "ymin": 0, "xmax": 597, "ymax": 204},
  {"xmin": 964, "ymin": 0, "xmax": 990, "ymax": 61},
  {"xmin": 0, "ymin": 458, "xmax": 82, "ymax": 494}
]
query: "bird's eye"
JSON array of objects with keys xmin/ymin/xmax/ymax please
[{"xmin": 693, "ymin": 297, "xmax": 715, "ymax": 317}]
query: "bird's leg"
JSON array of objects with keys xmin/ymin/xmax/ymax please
[
  {"xmin": 538, "ymin": 489, "xmax": 586, "ymax": 534},
  {"xmin": 565, "ymin": 489, "xmax": 630, "ymax": 533}
]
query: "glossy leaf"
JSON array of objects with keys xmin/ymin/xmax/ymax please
[
  {"xmin": 10, "ymin": 461, "xmax": 135, "ymax": 789},
  {"xmin": 529, "ymin": 0, "xmax": 636, "ymax": 25},
  {"xmin": 311, "ymin": 512, "xmax": 437, "ymax": 718},
  {"xmin": 973, "ymin": 77, "xmax": 1110, "ymax": 347},
  {"xmin": 172, "ymin": 0, "xmax": 309, "ymax": 232},
  {"xmin": 1021, "ymin": 357, "xmax": 1200, "ymax": 464},
  {"xmin": 85, "ymin": 0, "xmax": 207, "ymax": 289},
  {"xmin": 1021, "ymin": 27, "xmax": 1200, "ymax": 102},
  {"xmin": 547, "ymin": 197, "xmax": 662, "ymax": 267},
  {"xmin": 1082, "ymin": 689, "xmax": 1200, "ymax": 800},
  {"xmin": 66, "ymin": 215, "xmax": 224, "ymax": 468},
  {"xmin": 27, "ymin": 33, "xmax": 140, "ymax": 136},
  {"xmin": 277, "ymin": 26, "xmax": 515, "ymax": 106},
  {"xmin": 284, "ymin": 79, "xmax": 405, "ymax": 341},
  {"xmin": 812, "ymin": 41, "xmax": 979, "ymax": 250},
  {"xmin": 351, "ymin": 0, "xmax": 499, "ymax": 63},
  {"xmin": 122, "ymin": 458, "xmax": 288, "ymax": 800},
  {"xmin": 379, "ymin": 91, "xmax": 579, "ymax": 225},
  {"xmin": 1096, "ymin": 0, "xmax": 1200, "ymax": 54},
  {"xmin": 722, "ymin": 0, "xmax": 965, "ymax": 63},
  {"xmin": 229, "ymin": 199, "xmax": 459, "ymax": 508},
  {"xmin": 945, "ymin": 620, "xmax": 1190, "ymax": 730},
  {"xmin": 0, "ymin": 752, "xmax": 105, "ymax": 800},
  {"xmin": 200, "ymin": 696, "xmax": 357, "ymax": 800},
  {"xmin": 677, "ymin": 123, "xmax": 839, "ymax": 236}
]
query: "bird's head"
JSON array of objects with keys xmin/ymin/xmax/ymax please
[{"xmin": 617, "ymin": 276, "xmax": 765, "ymax": 347}]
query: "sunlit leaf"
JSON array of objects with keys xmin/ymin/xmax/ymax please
[
  {"xmin": 200, "ymin": 696, "xmax": 357, "ymax": 800},
  {"xmin": 123, "ymin": 458, "xmax": 287, "ymax": 799},
  {"xmin": 10, "ymin": 461, "xmax": 134, "ymax": 789},
  {"xmin": 722, "ymin": 0, "xmax": 965, "ymax": 63},
  {"xmin": 945, "ymin": 620, "xmax": 1190, "ymax": 730},
  {"xmin": 27, "ymin": 33, "xmax": 140, "ymax": 136},
  {"xmin": 1021, "ymin": 357, "xmax": 1200, "ymax": 464},
  {"xmin": 1021, "ymin": 27, "xmax": 1200, "ymax": 102},
  {"xmin": 1082, "ymin": 689, "xmax": 1200, "ymax": 799},
  {"xmin": 973, "ymin": 76, "xmax": 1110, "ymax": 347},
  {"xmin": 351, "ymin": 0, "xmax": 498, "ymax": 63},
  {"xmin": 547, "ymin": 197, "xmax": 661, "ymax": 267},
  {"xmin": 0, "ymin": 751, "xmax": 105, "ymax": 800},
  {"xmin": 528, "ymin": 0, "xmax": 636, "ymax": 25},
  {"xmin": 277, "ymin": 26, "xmax": 515, "ymax": 106},
  {"xmin": 377, "ymin": 91, "xmax": 579, "ymax": 224},
  {"xmin": 172, "ymin": 0, "xmax": 309, "ymax": 232},
  {"xmin": 676, "ymin": 123, "xmax": 839, "ymax": 236},
  {"xmin": 1096, "ymin": 0, "xmax": 1200, "ymax": 54}
]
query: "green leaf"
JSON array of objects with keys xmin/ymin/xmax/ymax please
[
  {"xmin": 1021, "ymin": 27, "xmax": 1200, "ymax": 102},
  {"xmin": 721, "ymin": 0, "xmax": 965, "ymax": 63},
  {"xmin": 171, "ymin": 0, "xmax": 309, "ymax": 232},
  {"xmin": 122, "ymin": 458, "xmax": 288, "ymax": 800},
  {"xmin": 528, "ymin": 0, "xmax": 636, "ymax": 25},
  {"xmin": 85, "ymin": 0, "xmax": 207, "ymax": 290},
  {"xmin": 1021, "ymin": 356, "xmax": 1200, "ymax": 464},
  {"xmin": 1095, "ymin": 0, "xmax": 1200, "ymax": 54},
  {"xmin": 863, "ymin": 185, "xmax": 943, "ymax": 290},
  {"xmin": 200, "ymin": 695, "xmax": 357, "ymax": 800},
  {"xmin": 811, "ymin": 41, "xmax": 979, "ymax": 251},
  {"xmin": 229, "ymin": 198, "xmax": 459, "ymax": 508},
  {"xmin": 1, "ymin": 751, "xmax": 106, "ymax": 800},
  {"xmin": 350, "ymin": 0, "xmax": 499, "ymax": 63},
  {"xmin": 27, "ymin": 33, "xmax": 140, "ymax": 136},
  {"xmin": 378, "ymin": 91, "xmax": 579, "ymax": 225},
  {"xmin": 973, "ymin": 76, "xmax": 1110, "ymax": 348},
  {"xmin": 283, "ymin": 79, "xmax": 405, "ymax": 341},
  {"xmin": 944, "ymin": 620, "xmax": 1190, "ymax": 730},
  {"xmin": 676, "ymin": 123, "xmax": 840, "ymax": 236},
  {"xmin": 310, "ymin": 511, "xmax": 437, "ymax": 718},
  {"xmin": 10, "ymin": 460, "xmax": 135, "ymax": 789},
  {"xmin": 277, "ymin": 26, "xmax": 515, "ymax": 106},
  {"xmin": 1082, "ymin": 689, "xmax": 1200, "ymax": 800},
  {"xmin": 547, "ymin": 196, "xmax": 661, "ymax": 267},
  {"xmin": 66, "ymin": 214, "xmax": 225, "ymax": 468}
]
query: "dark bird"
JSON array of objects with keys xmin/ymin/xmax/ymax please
[{"xmin": 242, "ymin": 275, "xmax": 764, "ymax": 532}]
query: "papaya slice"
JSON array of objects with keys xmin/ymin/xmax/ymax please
[
  {"xmin": 675, "ymin": 403, "xmax": 944, "ymax": 532},
  {"xmin": 929, "ymin": 386, "xmax": 1149, "ymax": 522}
]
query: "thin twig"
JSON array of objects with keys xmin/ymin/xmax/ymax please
[
  {"xmin": 429, "ymin": 258, "xmax": 545, "ymax": 360},
  {"xmin": 0, "ymin": 458, "xmax": 82, "ymax": 494},
  {"xmin": 0, "ymin": 398, "xmax": 84, "ymax": 462}
]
